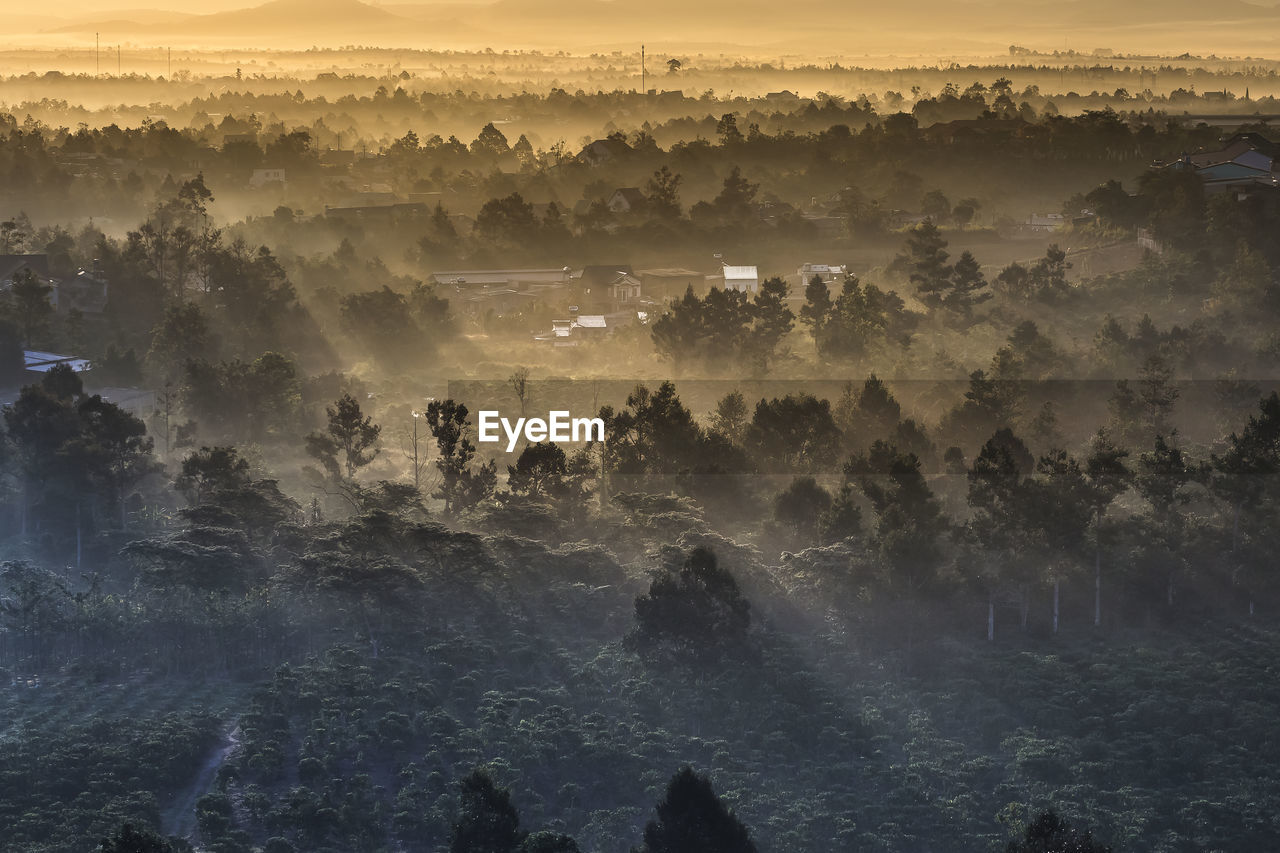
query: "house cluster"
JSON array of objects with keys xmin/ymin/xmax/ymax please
[
  {"xmin": 1160, "ymin": 132, "xmax": 1280, "ymax": 196},
  {"xmin": 0, "ymin": 254, "xmax": 109, "ymax": 316},
  {"xmin": 1019, "ymin": 210, "xmax": 1096, "ymax": 235},
  {"xmin": 428, "ymin": 259, "xmax": 850, "ymax": 343},
  {"xmin": 0, "ymin": 349, "xmax": 156, "ymax": 420}
]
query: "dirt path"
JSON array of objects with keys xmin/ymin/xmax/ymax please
[{"xmin": 162, "ymin": 721, "xmax": 241, "ymax": 844}]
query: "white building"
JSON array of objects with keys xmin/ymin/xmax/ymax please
[
  {"xmin": 720, "ymin": 264, "xmax": 760, "ymax": 294},
  {"xmin": 249, "ymin": 168, "xmax": 286, "ymax": 188},
  {"xmin": 798, "ymin": 262, "xmax": 847, "ymax": 282}
]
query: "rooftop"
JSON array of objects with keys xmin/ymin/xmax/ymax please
[
  {"xmin": 24, "ymin": 350, "xmax": 92, "ymax": 373},
  {"xmin": 637, "ymin": 268, "xmax": 704, "ymax": 277},
  {"xmin": 0, "ymin": 254, "xmax": 51, "ymax": 282}
]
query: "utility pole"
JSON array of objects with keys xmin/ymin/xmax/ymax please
[
  {"xmin": 168, "ymin": 47, "xmax": 172, "ymax": 79},
  {"xmin": 641, "ymin": 44, "xmax": 645, "ymax": 94},
  {"xmin": 95, "ymin": 33, "xmax": 99, "ymax": 75},
  {"xmin": 408, "ymin": 410, "xmax": 423, "ymax": 491},
  {"xmin": 117, "ymin": 45, "xmax": 121, "ymax": 76}
]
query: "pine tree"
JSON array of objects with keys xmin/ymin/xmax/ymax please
[
  {"xmin": 1004, "ymin": 810, "xmax": 1111, "ymax": 853},
  {"xmin": 645, "ymin": 166, "xmax": 683, "ymax": 219},
  {"xmin": 306, "ymin": 392, "xmax": 381, "ymax": 479},
  {"xmin": 98, "ymin": 823, "xmax": 176, "ymax": 853},
  {"xmin": 944, "ymin": 249, "xmax": 991, "ymax": 317},
  {"xmin": 450, "ymin": 769, "xmax": 523, "ymax": 853},
  {"xmin": 635, "ymin": 767, "xmax": 757, "ymax": 853},
  {"xmin": 799, "ymin": 274, "xmax": 832, "ymax": 334},
  {"xmin": 900, "ymin": 220, "xmax": 952, "ymax": 308},
  {"xmin": 629, "ymin": 547, "xmax": 752, "ymax": 660}
]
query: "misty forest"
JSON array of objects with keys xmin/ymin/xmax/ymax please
[{"xmin": 5, "ymin": 8, "xmax": 1280, "ymax": 852}]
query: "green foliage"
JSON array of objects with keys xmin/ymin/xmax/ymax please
[
  {"xmin": 1004, "ymin": 810, "xmax": 1111, "ymax": 853},
  {"xmin": 451, "ymin": 769, "xmax": 523, "ymax": 853},
  {"xmin": 98, "ymin": 823, "xmax": 180, "ymax": 853},
  {"xmin": 0, "ymin": 708, "xmax": 220, "ymax": 852},
  {"xmin": 4, "ymin": 372, "xmax": 157, "ymax": 539},
  {"xmin": 180, "ymin": 352, "xmax": 302, "ymax": 445},
  {"xmin": 425, "ymin": 398, "xmax": 497, "ymax": 517},
  {"xmin": 175, "ymin": 445, "xmax": 298, "ymax": 538},
  {"xmin": 806, "ymin": 274, "xmax": 917, "ymax": 361},
  {"xmin": 772, "ymin": 476, "xmax": 831, "ymax": 543},
  {"xmin": 1, "ymin": 268, "xmax": 54, "ymax": 347},
  {"xmin": 846, "ymin": 441, "xmax": 948, "ymax": 592},
  {"xmin": 306, "ymin": 392, "xmax": 381, "ymax": 480},
  {"xmin": 994, "ymin": 246, "xmax": 1072, "ymax": 303},
  {"xmin": 745, "ymin": 393, "xmax": 842, "ymax": 473},
  {"xmin": 629, "ymin": 546, "xmax": 753, "ymax": 662},
  {"xmin": 504, "ymin": 441, "xmax": 595, "ymax": 518},
  {"xmin": 644, "ymin": 166, "xmax": 683, "ymax": 220},
  {"xmin": 636, "ymin": 767, "xmax": 757, "ymax": 853},
  {"xmin": 897, "ymin": 220, "xmax": 953, "ymax": 309},
  {"xmin": 651, "ymin": 281, "xmax": 794, "ymax": 375}
]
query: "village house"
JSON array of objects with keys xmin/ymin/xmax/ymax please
[
  {"xmin": 430, "ymin": 268, "xmax": 573, "ymax": 318},
  {"xmin": 534, "ymin": 312, "xmax": 612, "ymax": 346},
  {"xmin": 798, "ymin": 262, "xmax": 847, "ymax": 283},
  {"xmin": 577, "ymin": 137, "xmax": 632, "ymax": 166},
  {"xmin": 1024, "ymin": 213, "xmax": 1066, "ymax": 232},
  {"xmin": 0, "ymin": 255, "xmax": 109, "ymax": 315},
  {"xmin": 1162, "ymin": 132, "xmax": 1280, "ymax": 196},
  {"xmin": 636, "ymin": 268, "xmax": 706, "ymax": 302},
  {"xmin": 429, "ymin": 268, "xmax": 572, "ymax": 289},
  {"xmin": 572, "ymin": 264, "xmax": 635, "ymax": 311},
  {"xmin": 324, "ymin": 202, "xmax": 429, "ymax": 224},
  {"xmin": 249, "ymin": 167, "xmax": 286, "ymax": 188},
  {"xmin": 606, "ymin": 187, "xmax": 647, "ymax": 214},
  {"xmin": 715, "ymin": 264, "xmax": 761, "ymax": 294},
  {"xmin": 56, "ymin": 266, "xmax": 110, "ymax": 315},
  {"xmin": 0, "ymin": 255, "xmax": 54, "ymax": 290}
]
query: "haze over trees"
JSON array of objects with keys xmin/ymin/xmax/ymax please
[{"xmin": 4, "ymin": 33, "xmax": 1280, "ymax": 853}]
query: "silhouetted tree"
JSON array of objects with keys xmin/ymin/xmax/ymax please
[
  {"xmin": 1004, "ymin": 810, "xmax": 1111, "ymax": 853},
  {"xmin": 98, "ymin": 823, "xmax": 177, "ymax": 853},
  {"xmin": 945, "ymin": 250, "xmax": 991, "ymax": 317},
  {"xmin": 709, "ymin": 391, "xmax": 748, "ymax": 444},
  {"xmin": 773, "ymin": 476, "xmax": 831, "ymax": 543},
  {"xmin": 307, "ymin": 392, "xmax": 381, "ymax": 479},
  {"xmin": 425, "ymin": 398, "xmax": 496, "ymax": 516},
  {"xmin": 645, "ymin": 166, "xmax": 683, "ymax": 220},
  {"xmin": 897, "ymin": 220, "xmax": 952, "ymax": 308},
  {"xmin": 746, "ymin": 393, "xmax": 841, "ymax": 472},
  {"xmin": 3, "ymin": 268, "xmax": 54, "ymax": 347},
  {"xmin": 629, "ymin": 547, "xmax": 752, "ymax": 661},
  {"xmin": 847, "ymin": 441, "xmax": 948, "ymax": 594},
  {"xmin": 634, "ymin": 767, "xmax": 757, "ymax": 853},
  {"xmin": 450, "ymin": 769, "xmax": 523, "ymax": 853}
]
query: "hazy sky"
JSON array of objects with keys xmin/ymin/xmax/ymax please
[
  {"xmin": 12, "ymin": 0, "xmax": 472, "ymax": 14},
  {"xmin": 26, "ymin": 1, "xmax": 247, "ymax": 11},
  {"xmin": 10, "ymin": 0, "xmax": 1279, "ymax": 56}
]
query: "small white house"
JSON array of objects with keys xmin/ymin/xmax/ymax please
[
  {"xmin": 1025, "ymin": 213, "xmax": 1065, "ymax": 232},
  {"xmin": 249, "ymin": 168, "xmax": 286, "ymax": 188},
  {"xmin": 798, "ymin": 262, "xmax": 847, "ymax": 282},
  {"xmin": 720, "ymin": 264, "xmax": 760, "ymax": 294}
]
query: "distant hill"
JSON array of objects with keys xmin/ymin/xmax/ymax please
[
  {"xmin": 50, "ymin": 0, "xmax": 421, "ymax": 41},
  {"xmin": 29, "ymin": 0, "xmax": 1280, "ymax": 51},
  {"xmin": 188, "ymin": 0, "xmax": 409, "ymax": 35}
]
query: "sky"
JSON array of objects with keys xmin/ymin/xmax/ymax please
[
  {"xmin": 5, "ymin": 0, "xmax": 1279, "ymax": 56},
  {"xmin": 8, "ymin": 0, "xmax": 479, "ymax": 11}
]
